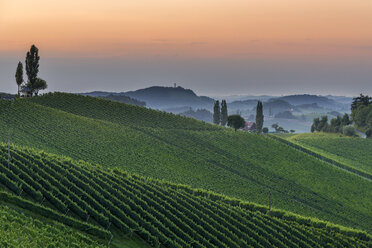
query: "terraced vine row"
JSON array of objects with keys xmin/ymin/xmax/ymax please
[
  {"xmin": 0, "ymin": 205, "xmax": 106, "ymax": 247},
  {"xmin": 0, "ymin": 144, "xmax": 370, "ymax": 248},
  {"xmin": 1, "ymin": 94, "xmax": 372, "ymax": 232}
]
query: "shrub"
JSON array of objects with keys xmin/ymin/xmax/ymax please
[
  {"xmin": 342, "ymin": 125, "xmax": 356, "ymax": 137},
  {"xmin": 366, "ymin": 128, "xmax": 372, "ymax": 138}
]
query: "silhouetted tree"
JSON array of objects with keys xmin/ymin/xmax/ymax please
[
  {"xmin": 33, "ymin": 78, "xmax": 48, "ymax": 96},
  {"xmin": 256, "ymin": 101, "xmax": 264, "ymax": 133},
  {"xmin": 220, "ymin": 100, "xmax": 228, "ymax": 126},
  {"xmin": 15, "ymin": 62, "xmax": 23, "ymax": 96},
  {"xmin": 351, "ymin": 94, "xmax": 371, "ymax": 111},
  {"xmin": 213, "ymin": 100, "xmax": 221, "ymax": 125},
  {"xmin": 227, "ymin": 115, "xmax": 245, "ymax": 131},
  {"xmin": 25, "ymin": 44, "xmax": 40, "ymax": 96}
]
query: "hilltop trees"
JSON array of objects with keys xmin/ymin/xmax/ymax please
[
  {"xmin": 15, "ymin": 62, "xmax": 24, "ymax": 96},
  {"xmin": 213, "ymin": 100, "xmax": 220, "ymax": 125},
  {"xmin": 220, "ymin": 100, "xmax": 228, "ymax": 126},
  {"xmin": 227, "ymin": 115, "xmax": 245, "ymax": 131},
  {"xmin": 14, "ymin": 45, "xmax": 47, "ymax": 97},
  {"xmin": 256, "ymin": 101, "xmax": 264, "ymax": 133},
  {"xmin": 213, "ymin": 99, "xmax": 228, "ymax": 126}
]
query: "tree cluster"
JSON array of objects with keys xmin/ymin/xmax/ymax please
[
  {"xmin": 350, "ymin": 94, "xmax": 372, "ymax": 137},
  {"xmin": 15, "ymin": 45, "xmax": 47, "ymax": 97},
  {"xmin": 213, "ymin": 100, "xmax": 228, "ymax": 126},
  {"xmin": 271, "ymin": 123, "xmax": 289, "ymax": 133},
  {"xmin": 311, "ymin": 114, "xmax": 352, "ymax": 135}
]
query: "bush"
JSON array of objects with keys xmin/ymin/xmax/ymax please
[
  {"xmin": 342, "ymin": 125, "xmax": 356, "ymax": 137},
  {"xmin": 262, "ymin": 127, "xmax": 269, "ymax": 134},
  {"xmin": 366, "ymin": 128, "xmax": 372, "ymax": 138}
]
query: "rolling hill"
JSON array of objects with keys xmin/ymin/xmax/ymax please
[
  {"xmin": 0, "ymin": 144, "xmax": 370, "ymax": 247},
  {"xmin": 0, "ymin": 93, "xmax": 371, "ymax": 233},
  {"xmin": 284, "ymin": 133, "xmax": 372, "ymax": 176},
  {"xmin": 83, "ymin": 86, "xmax": 215, "ymax": 110}
]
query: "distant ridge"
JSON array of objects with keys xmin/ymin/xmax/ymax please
[{"xmin": 82, "ymin": 86, "xmax": 215, "ymax": 110}]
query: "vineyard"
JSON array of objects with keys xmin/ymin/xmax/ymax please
[
  {"xmin": 0, "ymin": 144, "xmax": 370, "ymax": 248},
  {"xmin": 285, "ymin": 133, "xmax": 372, "ymax": 176},
  {"xmin": 0, "ymin": 205, "xmax": 106, "ymax": 247},
  {"xmin": 27, "ymin": 92, "xmax": 217, "ymax": 130},
  {"xmin": 0, "ymin": 94, "xmax": 371, "ymax": 232}
]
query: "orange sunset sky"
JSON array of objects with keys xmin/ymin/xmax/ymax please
[{"xmin": 1, "ymin": 0, "xmax": 372, "ymax": 95}]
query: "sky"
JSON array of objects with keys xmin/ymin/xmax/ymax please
[{"xmin": 1, "ymin": 0, "xmax": 372, "ymax": 96}]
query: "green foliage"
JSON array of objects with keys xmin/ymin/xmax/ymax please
[
  {"xmin": 0, "ymin": 93, "xmax": 371, "ymax": 232},
  {"xmin": 311, "ymin": 114, "xmax": 351, "ymax": 134},
  {"xmin": 33, "ymin": 78, "xmax": 48, "ymax": 96},
  {"xmin": 262, "ymin": 127, "xmax": 269, "ymax": 134},
  {"xmin": 220, "ymin": 100, "xmax": 228, "ymax": 126},
  {"xmin": 213, "ymin": 100, "xmax": 220, "ymax": 125},
  {"xmin": 0, "ymin": 205, "xmax": 106, "ymax": 247},
  {"xmin": 227, "ymin": 114, "xmax": 245, "ymax": 131},
  {"xmin": 0, "ymin": 145, "xmax": 370, "ymax": 248},
  {"xmin": 255, "ymin": 101, "xmax": 264, "ymax": 133},
  {"xmin": 366, "ymin": 128, "xmax": 372, "ymax": 138},
  {"xmin": 342, "ymin": 125, "xmax": 357, "ymax": 137}
]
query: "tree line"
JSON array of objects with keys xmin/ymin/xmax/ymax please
[
  {"xmin": 213, "ymin": 100, "xmax": 267, "ymax": 133},
  {"xmin": 311, "ymin": 93, "xmax": 372, "ymax": 138},
  {"xmin": 15, "ymin": 45, "xmax": 47, "ymax": 97}
]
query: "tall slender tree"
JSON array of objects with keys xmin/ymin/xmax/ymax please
[
  {"xmin": 213, "ymin": 100, "xmax": 221, "ymax": 125},
  {"xmin": 25, "ymin": 44, "xmax": 40, "ymax": 96},
  {"xmin": 256, "ymin": 101, "xmax": 264, "ymax": 133},
  {"xmin": 220, "ymin": 100, "xmax": 228, "ymax": 126},
  {"xmin": 15, "ymin": 62, "xmax": 24, "ymax": 96}
]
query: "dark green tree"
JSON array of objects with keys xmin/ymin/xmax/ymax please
[
  {"xmin": 366, "ymin": 128, "xmax": 372, "ymax": 138},
  {"xmin": 220, "ymin": 100, "xmax": 228, "ymax": 126},
  {"xmin": 262, "ymin": 127, "xmax": 269, "ymax": 134},
  {"xmin": 25, "ymin": 44, "xmax": 40, "ymax": 96},
  {"xmin": 255, "ymin": 101, "xmax": 264, "ymax": 133},
  {"xmin": 311, "ymin": 117, "xmax": 320, "ymax": 132},
  {"xmin": 213, "ymin": 100, "xmax": 221, "ymax": 125},
  {"xmin": 33, "ymin": 78, "xmax": 48, "ymax": 96},
  {"xmin": 15, "ymin": 62, "xmax": 24, "ymax": 96},
  {"xmin": 227, "ymin": 115, "xmax": 245, "ymax": 131},
  {"xmin": 351, "ymin": 94, "xmax": 371, "ymax": 111},
  {"xmin": 341, "ymin": 113, "xmax": 351, "ymax": 126},
  {"xmin": 318, "ymin": 116, "xmax": 329, "ymax": 131}
]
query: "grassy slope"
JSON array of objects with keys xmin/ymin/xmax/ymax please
[
  {"xmin": 0, "ymin": 205, "xmax": 107, "ymax": 247},
  {"xmin": 0, "ymin": 144, "xmax": 370, "ymax": 248},
  {"xmin": 286, "ymin": 133, "xmax": 372, "ymax": 176},
  {"xmin": 0, "ymin": 94, "xmax": 371, "ymax": 232}
]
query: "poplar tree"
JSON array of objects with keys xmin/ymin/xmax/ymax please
[
  {"xmin": 25, "ymin": 45, "xmax": 40, "ymax": 96},
  {"xmin": 256, "ymin": 101, "xmax": 264, "ymax": 133},
  {"xmin": 15, "ymin": 62, "xmax": 24, "ymax": 96},
  {"xmin": 213, "ymin": 100, "xmax": 221, "ymax": 125},
  {"xmin": 220, "ymin": 100, "xmax": 228, "ymax": 126}
]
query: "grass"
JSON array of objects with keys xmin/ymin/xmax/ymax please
[
  {"xmin": 0, "ymin": 144, "xmax": 370, "ymax": 247},
  {"xmin": 0, "ymin": 93, "xmax": 371, "ymax": 232}
]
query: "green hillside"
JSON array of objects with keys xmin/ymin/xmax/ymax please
[
  {"xmin": 0, "ymin": 144, "xmax": 370, "ymax": 248},
  {"xmin": 0, "ymin": 94, "xmax": 371, "ymax": 232},
  {"xmin": 0, "ymin": 205, "xmax": 106, "ymax": 247},
  {"xmin": 285, "ymin": 133, "xmax": 372, "ymax": 176},
  {"xmin": 28, "ymin": 92, "xmax": 215, "ymax": 130}
]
